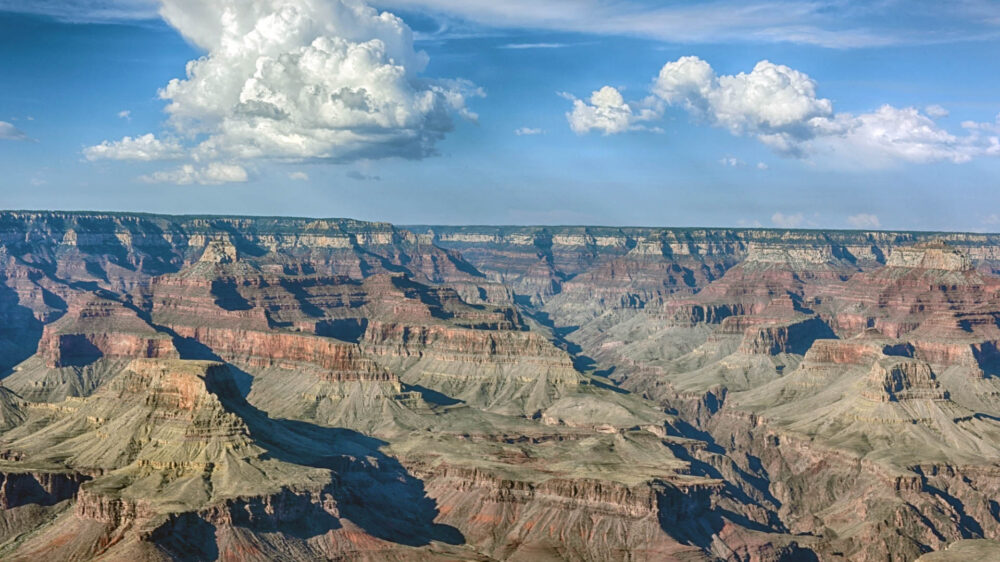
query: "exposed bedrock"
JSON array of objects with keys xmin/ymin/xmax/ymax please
[
  {"xmin": 3, "ymin": 214, "xmax": 1000, "ymax": 560},
  {"xmin": 862, "ymin": 358, "xmax": 949, "ymax": 402},
  {"xmin": 705, "ymin": 412, "xmax": 1000, "ymax": 561},
  {"xmin": 417, "ymin": 464, "xmax": 808, "ymax": 562},
  {"xmin": 736, "ymin": 316, "xmax": 836, "ymax": 356},
  {"xmin": 170, "ymin": 326, "xmax": 391, "ymax": 381},
  {"xmin": 802, "ymin": 337, "xmax": 913, "ymax": 365},
  {"xmin": 39, "ymin": 333, "xmax": 177, "ymax": 368},
  {"xmin": 0, "ymin": 471, "xmax": 85, "ymax": 510}
]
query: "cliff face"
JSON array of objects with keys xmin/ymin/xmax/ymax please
[
  {"xmin": 0, "ymin": 212, "xmax": 999, "ymax": 560},
  {"xmin": 420, "ymin": 465, "xmax": 715, "ymax": 561},
  {"xmin": 37, "ymin": 297, "xmax": 179, "ymax": 368},
  {"xmin": 411, "ymin": 225, "xmax": 1000, "ymax": 315}
]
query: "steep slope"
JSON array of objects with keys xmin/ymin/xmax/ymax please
[{"xmin": 0, "ymin": 359, "xmax": 473, "ymax": 561}]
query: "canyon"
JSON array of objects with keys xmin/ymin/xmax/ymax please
[{"xmin": 0, "ymin": 212, "xmax": 996, "ymax": 560}]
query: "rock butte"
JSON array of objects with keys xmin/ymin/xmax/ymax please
[{"xmin": 0, "ymin": 212, "xmax": 995, "ymax": 560}]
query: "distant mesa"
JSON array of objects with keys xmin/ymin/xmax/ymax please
[
  {"xmin": 886, "ymin": 240, "xmax": 972, "ymax": 271},
  {"xmin": 743, "ymin": 242, "xmax": 837, "ymax": 267},
  {"xmin": 199, "ymin": 238, "xmax": 239, "ymax": 264}
]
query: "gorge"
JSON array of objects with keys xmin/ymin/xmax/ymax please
[{"xmin": 0, "ymin": 212, "xmax": 996, "ymax": 560}]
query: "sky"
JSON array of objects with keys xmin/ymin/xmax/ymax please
[{"xmin": 1, "ymin": 0, "xmax": 1000, "ymax": 231}]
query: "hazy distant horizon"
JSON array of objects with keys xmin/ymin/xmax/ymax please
[{"xmin": 3, "ymin": 207, "xmax": 1000, "ymax": 236}]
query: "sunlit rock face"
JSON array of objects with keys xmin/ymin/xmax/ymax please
[
  {"xmin": 0, "ymin": 213, "xmax": 999, "ymax": 560},
  {"xmin": 886, "ymin": 241, "xmax": 973, "ymax": 271}
]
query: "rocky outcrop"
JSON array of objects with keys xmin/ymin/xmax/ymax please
[
  {"xmin": 173, "ymin": 326, "xmax": 392, "ymax": 381},
  {"xmin": 36, "ymin": 297, "xmax": 178, "ymax": 367},
  {"xmin": 39, "ymin": 333, "xmax": 178, "ymax": 368},
  {"xmin": 75, "ymin": 486, "xmax": 154, "ymax": 527},
  {"xmin": 668, "ymin": 303, "xmax": 743, "ymax": 325},
  {"xmin": 362, "ymin": 319, "xmax": 582, "ymax": 415},
  {"xmin": 0, "ymin": 471, "xmax": 86, "ymax": 509},
  {"xmin": 887, "ymin": 241, "xmax": 973, "ymax": 271},
  {"xmin": 862, "ymin": 358, "xmax": 949, "ymax": 402},
  {"xmin": 418, "ymin": 461, "xmax": 814, "ymax": 562},
  {"xmin": 802, "ymin": 337, "xmax": 914, "ymax": 365},
  {"xmin": 737, "ymin": 316, "xmax": 834, "ymax": 355},
  {"xmin": 422, "ymin": 464, "xmax": 714, "ymax": 561},
  {"xmin": 362, "ymin": 320, "xmax": 567, "ymax": 363}
]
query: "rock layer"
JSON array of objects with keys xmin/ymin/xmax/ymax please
[{"xmin": 0, "ymin": 214, "xmax": 996, "ymax": 560}]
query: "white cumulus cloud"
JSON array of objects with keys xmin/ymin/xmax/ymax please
[
  {"xmin": 819, "ymin": 105, "xmax": 985, "ymax": 165},
  {"xmin": 140, "ymin": 162, "xmax": 249, "ymax": 185},
  {"xmin": 289, "ymin": 171, "xmax": 310, "ymax": 181},
  {"xmin": 653, "ymin": 57, "xmax": 834, "ymax": 157},
  {"xmin": 85, "ymin": 0, "xmax": 480, "ymax": 182},
  {"xmin": 565, "ymin": 86, "xmax": 661, "ymax": 135},
  {"xmin": 571, "ymin": 55, "xmax": 1000, "ymax": 166},
  {"xmin": 847, "ymin": 213, "xmax": 880, "ymax": 229}
]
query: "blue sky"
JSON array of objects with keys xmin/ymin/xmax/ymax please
[{"xmin": 1, "ymin": 0, "xmax": 1000, "ymax": 230}]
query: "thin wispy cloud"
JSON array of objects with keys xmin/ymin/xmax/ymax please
[
  {"xmin": 8, "ymin": 0, "xmax": 997, "ymax": 49},
  {"xmin": 924, "ymin": 104, "xmax": 949, "ymax": 118},
  {"xmin": 139, "ymin": 162, "xmax": 248, "ymax": 185},
  {"xmin": 771, "ymin": 212, "xmax": 806, "ymax": 228},
  {"xmin": 347, "ymin": 170, "xmax": 382, "ymax": 181},
  {"xmin": 846, "ymin": 213, "xmax": 881, "ymax": 229},
  {"xmin": 376, "ymin": 0, "xmax": 1000, "ymax": 48},
  {"xmin": 500, "ymin": 42, "xmax": 570, "ymax": 49},
  {"xmin": 0, "ymin": 121, "xmax": 30, "ymax": 141},
  {"xmin": 0, "ymin": 0, "xmax": 160, "ymax": 22}
]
